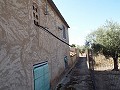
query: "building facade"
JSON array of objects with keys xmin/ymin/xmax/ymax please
[{"xmin": 0, "ymin": 0, "xmax": 70, "ymax": 90}]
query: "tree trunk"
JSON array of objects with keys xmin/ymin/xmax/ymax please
[{"xmin": 113, "ymin": 57, "xmax": 119, "ymax": 71}]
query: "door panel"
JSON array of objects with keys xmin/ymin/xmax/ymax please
[{"xmin": 33, "ymin": 61, "xmax": 50, "ymax": 90}]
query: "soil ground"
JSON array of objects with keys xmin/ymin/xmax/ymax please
[{"xmin": 56, "ymin": 57, "xmax": 94, "ymax": 90}]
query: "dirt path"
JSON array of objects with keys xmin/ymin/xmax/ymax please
[{"xmin": 57, "ymin": 57, "xmax": 94, "ymax": 90}]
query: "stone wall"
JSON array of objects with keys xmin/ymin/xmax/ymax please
[
  {"xmin": 94, "ymin": 71, "xmax": 120, "ymax": 90},
  {"xmin": 70, "ymin": 54, "xmax": 77, "ymax": 66},
  {"xmin": 70, "ymin": 48, "xmax": 79, "ymax": 66},
  {"xmin": 0, "ymin": 0, "xmax": 70, "ymax": 90}
]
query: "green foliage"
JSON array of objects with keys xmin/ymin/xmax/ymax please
[
  {"xmin": 86, "ymin": 20, "xmax": 120, "ymax": 58},
  {"xmin": 76, "ymin": 45, "xmax": 86, "ymax": 53},
  {"xmin": 71, "ymin": 44, "xmax": 76, "ymax": 47},
  {"xmin": 86, "ymin": 20, "xmax": 120, "ymax": 70},
  {"xmin": 85, "ymin": 40, "xmax": 90, "ymax": 49},
  {"xmin": 91, "ymin": 43, "xmax": 103, "ymax": 55}
]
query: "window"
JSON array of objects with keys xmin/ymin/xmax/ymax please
[
  {"xmin": 63, "ymin": 25, "xmax": 66, "ymax": 39},
  {"xmin": 33, "ymin": 12, "xmax": 35, "ymax": 17},
  {"xmin": 36, "ymin": 15, "xmax": 38, "ymax": 20},
  {"xmin": 35, "ymin": 8, "xmax": 37, "ymax": 12},
  {"xmin": 33, "ymin": 3, "xmax": 39, "ymax": 25},
  {"xmin": 34, "ymin": 20, "xmax": 38, "ymax": 26},
  {"xmin": 33, "ymin": 5, "xmax": 35, "ymax": 10},
  {"xmin": 33, "ymin": 4, "xmax": 38, "ymax": 12}
]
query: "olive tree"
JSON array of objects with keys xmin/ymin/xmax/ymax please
[{"xmin": 86, "ymin": 21, "xmax": 120, "ymax": 70}]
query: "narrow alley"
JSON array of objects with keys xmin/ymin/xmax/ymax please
[{"xmin": 57, "ymin": 57, "xmax": 94, "ymax": 90}]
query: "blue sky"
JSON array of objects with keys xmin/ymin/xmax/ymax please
[{"xmin": 53, "ymin": 0, "xmax": 120, "ymax": 46}]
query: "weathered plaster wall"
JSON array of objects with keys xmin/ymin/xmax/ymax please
[
  {"xmin": 0, "ymin": 0, "xmax": 32, "ymax": 90},
  {"xmin": 0, "ymin": 0, "xmax": 70, "ymax": 90},
  {"xmin": 32, "ymin": 0, "xmax": 70, "ymax": 88}
]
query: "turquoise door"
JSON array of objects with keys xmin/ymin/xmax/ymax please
[
  {"xmin": 33, "ymin": 61, "xmax": 50, "ymax": 90},
  {"xmin": 64, "ymin": 56, "xmax": 68, "ymax": 68}
]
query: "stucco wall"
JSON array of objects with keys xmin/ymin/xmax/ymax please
[{"xmin": 0, "ymin": 0, "xmax": 70, "ymax": 90}]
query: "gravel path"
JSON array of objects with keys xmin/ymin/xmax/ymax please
[{"xmin": 57, "ymin": 57, "xmax": 94, "ymax": 90}]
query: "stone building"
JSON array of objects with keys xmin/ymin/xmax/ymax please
[{"xmin": 0, "ymin": 0, "xmax": 71, "ymax": 90}]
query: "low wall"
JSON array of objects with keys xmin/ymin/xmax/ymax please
[
  {"xmin": 94, "ymin": 71, "xmax": 120, "ymax": 90},
  {"xmin": 70, "ymin": 54, "xmax": 77, "ymax": 66},
  {"xmin": 54, "ymin": 54, "xmax": 78, "ymax": 90}
]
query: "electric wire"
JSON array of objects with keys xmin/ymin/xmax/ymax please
[{"xmin": 34, "ymin": 23, "xmax": 71, "ymax": 47}]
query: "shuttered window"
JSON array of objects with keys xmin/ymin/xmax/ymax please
[
  {"xmin": 33, "ymin": 61, "xmax": 50, "ymax": 90},
  {"xmin": 63, "ymin": 25, "xmax": 66, "ymax": 39}
]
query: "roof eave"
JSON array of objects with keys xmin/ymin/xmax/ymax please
[{"xmin": 47, "ymin": 0, "xmax": 70, "ymax": 28}]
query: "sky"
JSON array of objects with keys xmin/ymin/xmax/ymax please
[{"xmin": 53, "ymin": 0, "xmax": 120, "ymax": 46}]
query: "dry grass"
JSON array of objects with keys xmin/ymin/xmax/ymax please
[{"xmin": 94, "ymin": 54, "xmax": 114, "ymax": 71}]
